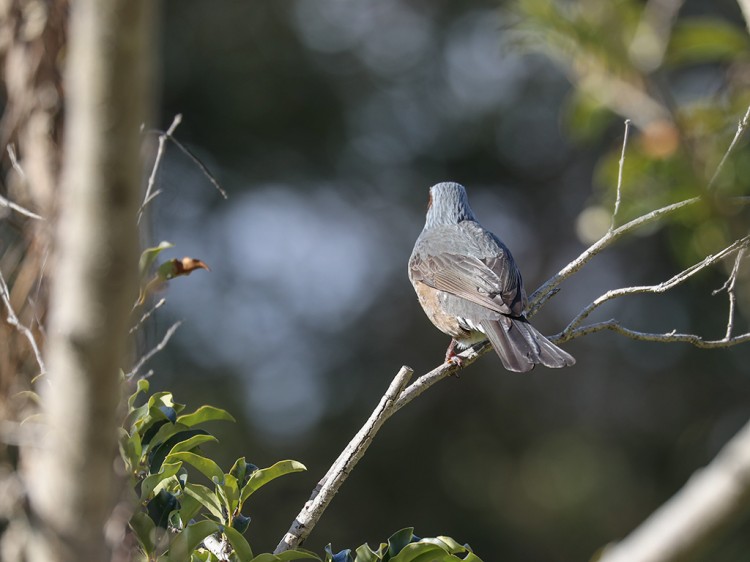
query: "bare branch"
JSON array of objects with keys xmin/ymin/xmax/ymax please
[
  {"xmin": 203, "ymin": 534, "xmax": 232, "ymax": 561},
  {"xmin": 558, "ymin": 320, "xmax": 750, "ymax": 348},
  {"xmin": 138, "ymin": 114, "xmax": 182, "ymax": 224},
  {"xmin": 557, "ymin": 235, "xmax": 750, "ymax": 340},
  {"xmin": 598, "ymin": 415, "xmax": 750, "ymax": 562},
  {"xmin": 610, "ymin": 119, "xmax": 631, "ymax": 230},
  {"xmin": 275, "ymin": 366, "xmax": 414, "ymax": 553},
  {"xmin": 713, "ymin": 247, "xmax": 746, "ymax": 339},
  {"xmin": 0, "ymin": 268, "xmax": 46, "ymax": 377},
  {"xmin": 707, "ymin": 103, "xmax": 750, "ymax": 191},
  {"xmin": 126, "ymin": 320, "xmax": 182, "ymax": 379}
]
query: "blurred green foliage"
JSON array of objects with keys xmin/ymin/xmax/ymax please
[{"xmin": 515, "ymin": 0, "xmax": 750, "ymax": 265}]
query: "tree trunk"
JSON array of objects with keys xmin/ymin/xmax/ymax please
[{"xmin": 21, "ymin": 1, "xmax": 153, "ymax": 560}]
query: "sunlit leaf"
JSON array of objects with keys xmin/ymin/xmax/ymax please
[
  {"xmin": 240, "ymin": 460, "xmax": 306, "ymax": 504},
  {"xmin": 166, "ymin": 452, "xmax": 224, "ymax": 484},
  {"xmin": 149, "ymin": 428, "xmax": 213, "ymax": 473},
  {"xmin": 141, "ymin": 461, "xmax": 183, "ymax": 501},
  {"xmin": 177, "ymin": 488, "xmax": 204, "ymax": 527},
  {"xmin": 353, "ymin": 543, "xmax": 379, "ymax": 562},
  {"xmin": 184, "ymin": 483, "xmax": 225, "ymax": 521},
  {"xmin": 177, "ymin": 405, "xmax": 236, "ymax": 427},
  {"xmin": 140, "ymin": 241, "xmax": 174, "ymax": 278},
  {"xmin": 223, "ymin": 526, "xmax": 253, "ymax": 561},
  {"xmin": 221, "ymin": 473, "xmax": 240, "ymax": 515},
  {"xmin": 128, "ymin": 378, "xmax": 150, "ymax": 409}
]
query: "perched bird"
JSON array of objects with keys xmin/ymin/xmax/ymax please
[{"xmin": 408, "ymin": 182, "xmax": 575, "ymax": 372}]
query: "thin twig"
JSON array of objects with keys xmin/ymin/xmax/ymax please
[
  {"xmin": 610, "ymin": 119, "xmax": 631, "ymax": 231},
  {"xmin": 0, "ymin": 269, "xmax": 46, "ymax": 377},
  {"xmin": 713, "ymin": 247, "xmax": 746, "ymax": 340},
  {"xmin": 126, "ymin": 320, "xmax": 182, "ymax": 378},
  {"xmin": 138, "ymin": 114, "xmax": 183, "ymax": 224},
  {"xmin": 165, "ymin": 135, "xmax": 228, "ymax": 200},
  {"xmin": 557, "ymin": 321, "xmax": 750, "ymax": 348},
  {"xmin": 707, "ymin": 104, "xmax": 750, "ymax": 191},
  {"xmin": 7, "ymin": 144, "xmax": 27, "ymax": 182},
  {"xmin": 1, "ymin": 146, "xmax": 44, "ymax": 221},
  {"xmin": 275, "ymin": 366, "xmax": 414, "ymax": 553},
  {"xmin": 129, "ymin": 297, "xmax": 166, "ymax": 334},
  {"xmin": 557, "ymin": 235, "xmax": 750, "ymax": 339}
]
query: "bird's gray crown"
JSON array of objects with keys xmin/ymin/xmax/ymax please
[{"xmin": 424, "ymin": 182, "xmax": 477, "ymax": 228}]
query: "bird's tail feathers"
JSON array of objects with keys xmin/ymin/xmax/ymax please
[{"xmin": 480, "ymin": 317, "xmax": 575, "ymax": 373}]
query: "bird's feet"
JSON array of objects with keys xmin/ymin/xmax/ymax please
[{"xmin": 444, "ymin": 339, "xmax": 465, "ymax": 368}]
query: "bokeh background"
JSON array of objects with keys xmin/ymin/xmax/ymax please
[{"xmin": 144, "ymin": 1, "xmax": 750, "ymax": 560}]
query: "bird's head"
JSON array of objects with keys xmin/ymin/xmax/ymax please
[{"xmin": 425, "ymin": 182, "xmax": 477, "ymax": 228}]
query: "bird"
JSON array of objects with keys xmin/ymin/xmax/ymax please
[{"xmin": 408, "ymin": 182, "xmax": 575, "ymax": 373}]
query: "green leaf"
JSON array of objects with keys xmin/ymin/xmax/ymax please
[
  {"xmin": 274, "ymin": 551, "xmax": 320, "ymax": 561},
  {"xmin": 353, "ymin": 544, "xmax": 379, "ymax": 562},
  {"xmin": 223, "ymin": 526, "xmax": 253, "ymax": 561},
  {"xmin": 249, "ymin": 555, "xmax": 278, "ymax": 562},
  {"xmin": 168, "ymin": 452, "xmax": 224, "ymax": 484},
  {"xmin": 149, "ymin": 428, "xmax": 213, "ymax": 473},
  {"xmin": 129, "ymin": 378, "xmax": 150, "ymax": 408},
  {"xmin": 177, "ymin": 405, "xmax": 236, "ymax": 427},
  {"xmin": 130, "ymin": 511, "xmax": 156, "ymax": 555},
  {"xmin": 140, "ymin": 241, "xmax": 174, "ymax": 278},
  {"xmin": 229, "ymin": 457, "xmax": 251, "ymax": 488},
  {"xmin": 389, "ymin": 543, "xmax": 448, "ymax": 562},
  {"xmin": 231, "ymin": 513, "xmax": 251, "ymax": 534},
  {"xmin": 148, "ymin": 489, "xmax": 180, "ymax": 529},
  {"xmin": 667, "ymin": 18, "xmax": 750, "ymax": 65},
  {"xmin": 387, "ymin": 528, "xmax": 416, "ymax": 557},
  {"xmin": 168, "ymin": 520, "xmax": 220, "ymax": 562},
  {"xmin": 119, "ymin": 428, "xmax": 143, "ymax": 472},
  {"xmin": 171, "ymin": 434, "xmax": 218, "ymax": 455},
  {"xmin": 141, "ymin": 461, "xmax": 184, "ymax": 501},
  {"xmin": 184, "ymin": 483, "xmax": 225, "ymax": 521},
  {"xmin": 240, "ymin": 460, "xmax": 306, "ymax": 504},
  {"xmin": 176, "ymin": 489, "xmax": 204, "ymax": 528},
  {"xmin": 249, "ymin": 551, "xmax": 320, "ymax": 562},
  {"xmin": 220, "ymin": 474, "xmax": 240, "ymax": 515}
]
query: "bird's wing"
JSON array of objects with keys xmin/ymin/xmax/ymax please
[{"xmin": 409, "ymin": 250, "xmax": 525, "ymax": 317}]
